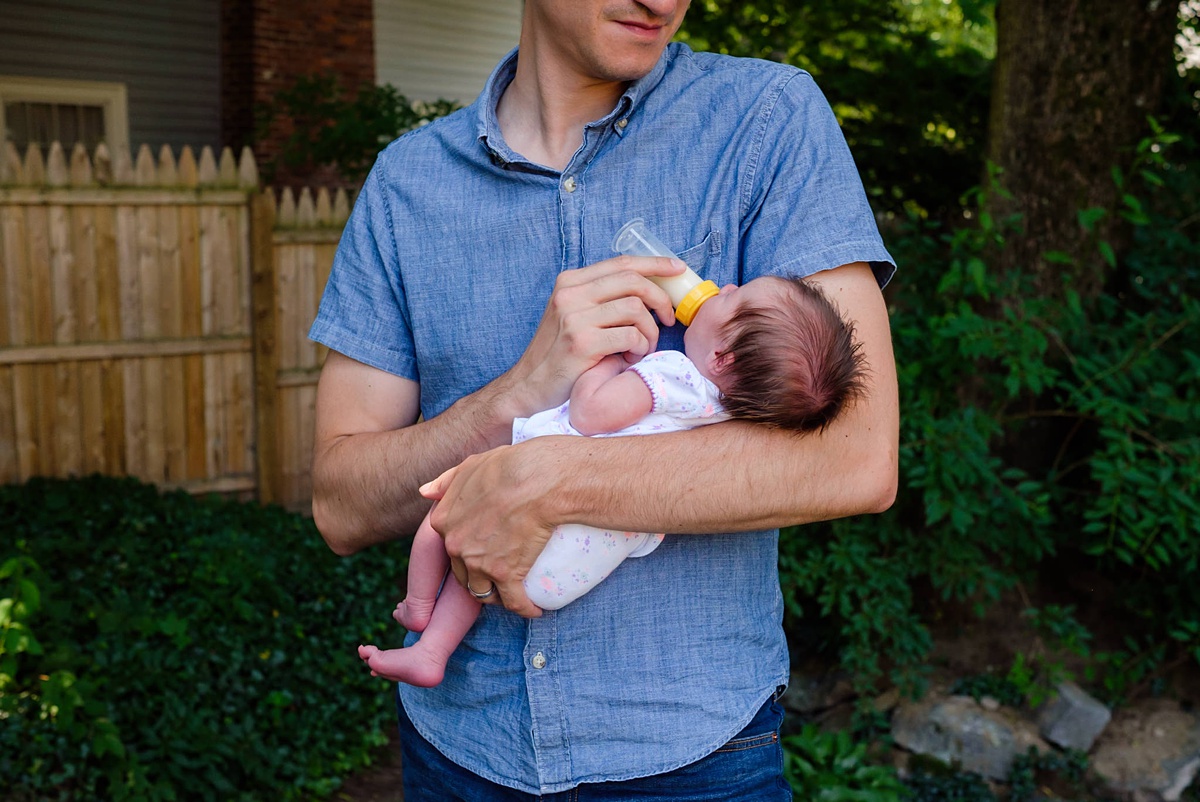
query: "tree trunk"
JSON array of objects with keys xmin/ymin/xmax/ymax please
[{"xmin": 985, "ymin": 0, "xmax": 1178, "ymax": 300}]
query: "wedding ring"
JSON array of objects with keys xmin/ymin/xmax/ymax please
[{"xmin": 467, "ymin": 581, "xmax": 496, "ymax": 601}]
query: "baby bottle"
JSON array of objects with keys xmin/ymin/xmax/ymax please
[{"xmin": 611, "ymin": 219, "xmax": 719, "ymax": 326}]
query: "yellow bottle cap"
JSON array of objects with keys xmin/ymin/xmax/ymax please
[{"xmin": 675, "ymin": 280, "xmax": 720, "ymax": 326}]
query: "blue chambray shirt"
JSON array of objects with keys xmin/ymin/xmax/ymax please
[{"xmin": 310, "ymin": 44, "xmax": 895, "ymax": 795}]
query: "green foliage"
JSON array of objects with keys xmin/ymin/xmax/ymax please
[
  {"xmin": 902, "ymin": 765, "xmax": 994, "ymax": 802},
  {"xmin": 256, "ymin": 72, "xmax": 457, "ymax": 184},
  {"xmin": 903, "ymin": 749, "xmax": 1108, "ymax": 802},
  {"xmin": 779, "ymin": 126, "xmax": 1200, "ymax": 701},
  {"xmin": 950, "ymin": 606, "xmax": 1101, "ymax": 711},
  {"xmin": 0, "ymin": 476, "xmax": 408, "ymax": 801},
  {"xmin": 949, "ymin": 671, "xmax": 1024, "ymax": 709},
  {"xmin": 782, "ymin": 724, "xmax": 906, "ymax": 801},
  {"xmin": 0, "ymin": 555, "xmax": 43, "ymax": 687},
  {"xmin": 1007, "ymin": 747, "xmax": 1089, "ymax": 802},
  {"xmin": 679, "ymin": 0, "xmax": 995, "ymax": 217}
]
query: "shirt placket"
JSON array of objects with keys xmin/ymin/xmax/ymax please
[
  {"xmin": 557, "ymin": 124, "xmax": 611, "ymax": 270},
  {"xmin": 526, "ymin": 124, "xmax": 613, "ymax": 792},
  {"xmin": 525, "ymin": 610, "xmax": 571, "ymax": 790}
]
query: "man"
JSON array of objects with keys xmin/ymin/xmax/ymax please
[{"xmin": 309, "ymin": 1, "xmax": 899, "ymax": 799}]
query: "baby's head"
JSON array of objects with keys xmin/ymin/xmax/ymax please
[{"xmin": 685, "ymin": 276, "xmax": 866, "ymax": 432}]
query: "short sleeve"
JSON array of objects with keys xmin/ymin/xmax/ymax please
[
  {"xmin": 628, "ymin": 351, "xmax": 726, "ymax": 423},
  {"xmin": 308, "ymin": 165, "xmax": 420, "ymax": 380},
  {"xmin": 740, "ymin": 72, "xmax": 895, "ymax": 288}
]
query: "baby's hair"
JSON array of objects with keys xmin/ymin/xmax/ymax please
[{"xmin": 717, "ymin": 276, "xmax": 866, "ymax": 432}]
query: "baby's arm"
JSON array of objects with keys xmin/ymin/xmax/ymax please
[{"xmin": 569, "ymin": 354, "xmax": 654, "ymax": 436}]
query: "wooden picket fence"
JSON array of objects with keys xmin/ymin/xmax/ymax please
[{"xmin": 0, "ymin": 140, "xmax": 352, "ymax": 511}]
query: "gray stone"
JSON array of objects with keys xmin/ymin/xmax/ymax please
[
  {"xmin": 1090, "ymin": 700, "xmax": 1200, "ymax": 802},
  {"xmin": 891, "ymin": 694, "xmax": 1050, "ymax": 779},
  {"xmin": 780, "ymin": 669, "xmax": 855, "ymax": 716},
  {"xmin": 1037, "ymin": 681, "xmax": 1112, "ymax": 751}
]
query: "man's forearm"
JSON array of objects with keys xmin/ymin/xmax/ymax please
[
  {"xmin": 311, "ymin": 366, "xmax": 522, "ymax": 555},
  {"xmin": 534, "ymin": 412, "xmax": 896, "ymax": 537},
  {"xmin": 541, "ymin": 261, "xmax": 899, "ymax": 534}
]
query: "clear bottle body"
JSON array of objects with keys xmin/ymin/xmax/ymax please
[{"xmin": 611, "ymin": 219, "xmax": 718, "ymax": 324}]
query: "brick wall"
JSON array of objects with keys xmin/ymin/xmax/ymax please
[{"xmin": 221, "ymin": 0, "xmax": 375, "ymax": 187}]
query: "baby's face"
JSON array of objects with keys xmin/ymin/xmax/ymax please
[{"xmin": 683, "ymin": 277, "xmax": 783, "ymax": 385}]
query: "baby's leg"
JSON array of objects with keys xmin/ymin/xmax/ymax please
[
  {"xmin": 392, "ymin": 511, "xmax": 448, "ymax": 633},
  {"xmin": 523, "ymin": 524, "xmax": 663, "ymax": 611},
  {"xmin": 359, "ymin": 578, "xmax": 480, "ymax": 687}
]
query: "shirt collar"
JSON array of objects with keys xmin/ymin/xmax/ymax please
[{"xmin": 475, "ymin": 44, "xmax": 677, "ymax": 163}]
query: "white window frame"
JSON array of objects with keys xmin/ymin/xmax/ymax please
[{"xmin": 0, "ymin": 75, "xmax": 129, "ymax": 154}]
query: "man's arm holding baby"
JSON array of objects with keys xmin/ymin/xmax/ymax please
[
  {"xmin": 310, "ymin": 256, "xmax": 682, "ymax": 556},
  {"xmin": 426, "ymin": 262, "xmax": 898, "ymax": 617}
]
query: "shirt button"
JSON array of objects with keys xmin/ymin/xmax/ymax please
[
  {"xmin": 562, "ymin": 176, "xmax": 577, "ymax": 193},
  {"xmin": 616, "ymin": 118, "xmax": 629, "ymax": 129},
  {"xmin": 532, "ymin": 651, "xmax": 547, "ymax": 669}
]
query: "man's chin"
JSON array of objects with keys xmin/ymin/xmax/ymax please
[{"xmin": 594, "ymin": 57, "xmax": 662, "ymax": 84}]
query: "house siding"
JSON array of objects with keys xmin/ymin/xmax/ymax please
[
  {"xmin": 0, "ymin": 0, "xmax": 221, "ymax": 152},
  {"xmin": 374, "ymin": 0, "xmax": 522, "ymax": 105}
]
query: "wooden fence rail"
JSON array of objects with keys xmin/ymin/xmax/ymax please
[{"xmin": 0, "ymin": 141, "xmax": 351, "ymax": 511}]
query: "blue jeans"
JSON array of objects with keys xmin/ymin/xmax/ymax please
[{"xmin": 396, "ymin": 691, "xmax": 792, "ymax": 801}]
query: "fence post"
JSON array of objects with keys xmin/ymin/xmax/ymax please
[{"xmin": 250, "ymin": 189, "xmax": 281, "ymax": 504}]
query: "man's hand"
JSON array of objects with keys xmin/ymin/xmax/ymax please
[
  {"xmin": 420, "ymin": 447, "xmax": 565, "ymax": 618},
  {"xmin": 497, "ymin": 256, "xmax": 683, "ymax": 416}
]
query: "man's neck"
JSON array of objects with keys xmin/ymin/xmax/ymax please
[{"xmin": 496, "ymin": 47, "xmax": 627, "ymax": 172}]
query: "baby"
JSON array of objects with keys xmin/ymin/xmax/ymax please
[{"xmin": 359, "ymin": 274, "xmax": 866, "ymax": 686}]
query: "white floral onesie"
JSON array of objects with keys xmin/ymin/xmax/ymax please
[{"xmin": 512, "ymin": 350, "xmax": 730, "ymax": 611}]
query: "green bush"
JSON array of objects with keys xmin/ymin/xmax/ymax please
[
  {"xmin": 255, "ymin": 72, "xmax": 458, "ymax": 185},
  {"xmin": 0, "ymin": 476, "xmax": 408, "ymax": 801},
  {"xmin": 783, "ymin": 724, "xmax": 905, "ymax": 801},
  {"xmin": 778, "ymin": 128, "xmax": 1200, "ymax": 700}
]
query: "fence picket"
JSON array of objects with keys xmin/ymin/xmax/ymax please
[
  {"xmin": 113, "ymin": 146, "xmax": 135, "ymax": 185},
  {"xmin": 2, "ymin": 142, "xmax": 23, "ymax": 185},
  {"xmin": 297, "ymin": 189, "xmax": 316, "ymax": 228},
  {"xmin": 278, "ymin": 188, "xmax": 297, "ymax": 227},
  {"xmin": 46, "ymin": 143, "xmax": 68, "ymax": 187},
  {"xmin": 315, "ymin": 188, "xmax": 332, "ymax": 226},
  {"xmin": 158, "ymin": 146, "xmax": 178, "ymax": 187},
  {"xmin": 198, "ymin": 147, "xmax": 218, "ymax": 186},
  {"xmin": 135, "ymin": 145, "xmax": 156, "ymax": 187},
  {"xmin": 0, "ymin": 366, "xmax": 15, "ymax": 479},
  {"xmin": 218, "ymin": 147, "xmax": 237, "ymax": 186},
  {"xmin": 179, "ymin": 147, "xmax": 198, "ymax": 188},
  {"xmin": 237, "ymin": 146, "xmax": 258, "ymax": 189},
  {"xmin": 24, "ymin": 144, "xmax": 45, "ymax": 186},
  {"xmin": 70, "ymin": 143, "xmax": 93, "ymax": 187}
]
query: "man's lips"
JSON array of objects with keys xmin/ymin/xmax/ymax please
[{"xmin": 614, "ymin": 19, "xmax": 666, "ymax": 38}]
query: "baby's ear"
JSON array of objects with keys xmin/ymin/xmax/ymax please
[{"xmin": 711, "ymin": 350, "xmax": 735, "ymax": 375}]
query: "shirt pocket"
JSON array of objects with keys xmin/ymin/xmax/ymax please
[{"xmin": 676, "ymin": 230, "xmax": 726, "ymax": 287}]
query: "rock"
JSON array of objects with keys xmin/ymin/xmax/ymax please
[
  {"xmin": 780, "ymin": 669, "xmax": 855, "ymax": 716},
  {"xmin": 873, "ymin": 688, "xmax": 901, "ymax": 713},
  {"xmin": 1090, "ymin": 700, "xmax": 1200, "ymax": 802},
  {"xmin": 892, "ymin": 694, "xmax": 1050, "ymax": 780},
  {"xmin": 1037, "ymin": 681, "xmax": 1112, "ymax": 751}
]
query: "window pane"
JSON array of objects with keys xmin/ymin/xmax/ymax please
[{"xmin": 4, "ymin": 101, "xmax": 107, "ymax": 156}]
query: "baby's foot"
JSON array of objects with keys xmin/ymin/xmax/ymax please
[
  {"xmin": 358, "ymin": 643, "xmax": 447, "ymax": 687},
  {"xmin": 392, "ymin": 597, "xmax": 435, "ymax": 632}
]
